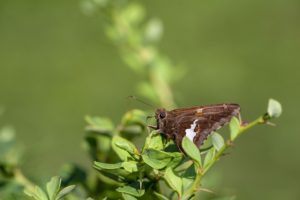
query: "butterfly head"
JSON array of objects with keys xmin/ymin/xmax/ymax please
[
  {"xmin": 156, "ymin": 108, "xmax": 167, "ymax": 119},
  {"xmin": 155, "ymin": 108, "xmax": 168, "ymax": 129}
]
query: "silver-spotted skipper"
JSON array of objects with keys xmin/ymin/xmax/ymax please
[{"xmin": 151, "ymin": 104, "xmax": 240, "ymax": 149}]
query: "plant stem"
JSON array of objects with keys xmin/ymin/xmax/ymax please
[
  {"xmin": 14, "ymin": 168, "xmax": 35, "ymax": 192},
  {"xmin": 183, "ymin": 163, "xmax": 202, "ymax": 200}
]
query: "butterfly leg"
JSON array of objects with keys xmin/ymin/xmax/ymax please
[{"xmin": 147, "ymin": 125, "xmax": 158, "ymax": 130}]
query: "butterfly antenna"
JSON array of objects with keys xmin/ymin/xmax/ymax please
[{"xmin": 127, "ymin": 95, "xmax": 157, "ymax": 109}]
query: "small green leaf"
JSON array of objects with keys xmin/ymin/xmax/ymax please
[
  {"xmin": 94, "ymin": 161, "xmax": 122, "ymax": 170},
  {"xmin": 204, "ymin": 147, "xmax": 215, "ymax": 169},
  {"xmin": 229, "ymin": 117, "xmax": 240, "ymax": 140},
  {"xmin": 153, "ymin": 191, "xmax": 169, "ymax": 200},
  {"xmin": 122, "ymin": 3, "xmax": 145, "ymax": 25},
  {"xmin": 175, "ymin": 160, "xmax": 193, "ymax": 172},
  {"xmin": 24, "ymin": 189, "xmax": 34, "ymax": 198},
  {"xmin": 121, "ymin": 109, "xmax": 147, "ymax": 127},
  {"xmin": 122, "ymin": 193, "xmax": 138, "ymax": 200},
  {"xmin": 181, "ymin": 164, "xmax": 196, "ymax": 195},
  {"xmin": 143, "ymin": 132, "xmax": 164, "ymax": 150},
  {"xmin": 26, "ymin": 186, "xmax": 48, "ymax": 200},
  {"xmin": 267, "ymin": 98, "xmax": 282, "ymax": 118},
  {"xmin": 164, "ymin": 167, "xmax": 182, "ymax": 197},
  {"xmin": 114, "ymin": 139, "xmax": 139, "ymax": 157},
  {"xmin": 182, "ymin": 137, "xmax": 201, "ymax": 166},
  {"xmin": 211, "ymin": 132, "xmax": 224, "ymax": 151},
  {"xmin": 94, "ymin": 161, "xmax": 135, "ymax": 179},
  {"xmin": 85, "ymin": 116, "xmax": 114, "ymax": 134},
  {"xmin": 24, "ymin": 189, "xmax": 39, "ymax": 200},
  {"xmin": 144, "ymin": 18, "xmax": 163, "ymax": 42},
  {"xmin": 116, "ymin": 185, "xmax": 145, "ymax": 197},
  {"xmin": 112, "ymin": 136, "xmax": 137, "ymax": 161},
  {"xmin": 46, "ymin": 176, "xmax": 61, "ymax": 200},
  {"xmin": 96, "ymin": 171, "xmax": 124, "ymax": 186},
  {"xmin": 120, "ymin": 125, "xmax": 144, "ymax": 137},
  {"xmin": 142, "ymin": 149, "xmax": 173, "ymax": 169},
  {"xmin": 166, "ymin": 152, "xmax": 183, "ymax": 168},
  {"xmin": 55, "ymin": 185, "xmax": 76, "ymax": 200},
  {"xmin": 121, "ymin": 161, "xmax": 138, "ymax": 173}
]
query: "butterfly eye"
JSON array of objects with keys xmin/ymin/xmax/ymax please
[{"xmin": 159, "ymin": 112, "xmax": 166, "ymax": 119}]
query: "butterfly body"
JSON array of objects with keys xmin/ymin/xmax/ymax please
[{"xmin": 154, "ymin": 104, "xmax": 240, "ymax": 148}]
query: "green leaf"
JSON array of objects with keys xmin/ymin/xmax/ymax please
[
  {"xmin": 96, "ymin": 171, "xmax": 124, "ymax": 186},
  {"xmin": 211, "ymin": 132, "xmax": 224, "ymax": 151},
  {"xmin": 144, "ymin": 18, "xmax": 163, "ymax": 42},
  {"xmin": 25, "ymin": 186, "xmax": 48, "ymax": 200},
  {"xmin": 93, "ymin": 161, "xmax": 135, "ymax": 179},
  {"xmin": 267, "ymin": 98, "xmax": 282, "ymax": 118},
  {"xmin": 153, "ymin": 191, "xmax": 169, "ymax": 200},
  {"xmin": 182, "ymin": 136, "xmax": 201, "ymax": 167},
  {"xmin": 175, "ymin": 160, "xmax": 193, "ymax": 172},
  {"xmin": 46, "ymin": 176, "xmax": 61, "ymax": 200},
  {"xmin": 116, "ymin": 185, "xmax": 145, "ymax": 197},
  {"xmin": 55, "ymin": 185, "xmax": 76, "ymax": 200},
  {"xmin": 122, "ymin": 193, "xmax": 138, "ymax": 200},
  {"xmin": 94, "ymin": 161, "xmax": 123, "ymax": 170},
  {"xmin": 24, "ymin": 189, "xmax": 39, "ymax": 200},
  {"xmin": 203, "ymin": 147, "xmax": 215, "ymax": 169},
  {"xmin": 181, "ymin": 164, "xmax": 197, "ymax": 195},
  {"xmin": 120, "ymin": 125, "xmax": 144, "ymax": 137},
  {"xmin": 164, "ymin": 167, "xmax": 182, "ymax": 197},
  {"xmin": 143, "ymin": 132, "xmax": 164, "ymax": 150},
  {"xmin": 112, "ymin": 136, "xmax": 137, "ymax": 161},
  {"xmin": 142, "ymin": 149, "xmax": 173, "ymax": 169},
  {"xmin": 35, "ymin": 186, "xmax": 48, "ymax": 200},
  {"xmin": 121, "ymin": 161, "xmax": 138, "ymax": 173},
  {"xmin": 229, "ymin": 117, "xmax": 240, "ymax": 140},
  {"xmin": 121, "ymin": 109, "xmax": 147, "ymax": 127},
  {"xmin": 114, "ymin": 139, "xmax": 139, "ymax": 157},
  {"xmin": 85, "ymin": 116, "xmax": 114, "ymax": 134},
  {"xmin": 122, "ymin": 3, "xmax": 145, "ymax": 25},
  {"xmin": 166, "ymin": 152, "xmax": 183, "ymax": 168}
]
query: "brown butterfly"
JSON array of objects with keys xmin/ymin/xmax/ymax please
[{"xmin": 150, "ymin": 104, "xmax": 240, "ymax": 149}]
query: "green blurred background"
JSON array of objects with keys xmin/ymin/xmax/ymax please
[{"xmin": 0, "ymin": 0, "xmax": 299, "ymax": 199}]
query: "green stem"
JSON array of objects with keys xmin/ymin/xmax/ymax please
[
  {"xmin": 183, "ymin": 163, "xmax": 202, "ymax": 200},
  {"xmin": 14, "ymin": 168, "xmax": 35, "ymax": 192}
]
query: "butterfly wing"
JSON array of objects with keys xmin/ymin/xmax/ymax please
[{"xmin": 167, "ymin": 104, "xmax": 240, "ymax": 148}]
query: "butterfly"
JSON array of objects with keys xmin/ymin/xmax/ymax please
[{"xmin": 150, "ymin": 104, "xmax": 240, "ymax": 149}]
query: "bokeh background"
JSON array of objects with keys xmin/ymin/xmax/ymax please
[{"xmin": 0, "ymin": 0, "xmax": 299, "ymax": 199}]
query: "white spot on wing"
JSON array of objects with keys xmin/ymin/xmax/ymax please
[
  {"xmin": 185, "ymin": 120, "xmax": 198, "ymax": 142},
  {"xmin": 196, "ymin": 108, "xmax": 203, "ymax": 113}
]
